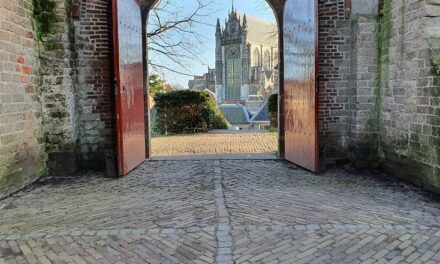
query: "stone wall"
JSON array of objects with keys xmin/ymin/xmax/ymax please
[
  {"xmin": 348, "ymin": 9, "xmax": 378, "ymax": 166},
  {"xmin": 0, "ymin": 0, "xmax": 46, "ymax": 196},
  {"xmin": 73, "ymin": 0, "xmax": 115, "ymax": 169},
  {"xmin": 0, "ymin": 0, "xmax": 115, "ymax": 197},
  {"xmin": 378, "ymin": 0, "xmax": 440, "ymax": 192},
  {"xmin": 39, "ymin": 0, "xmax": 115, "ymax": 173},
  {"xmin": 349, "ymin": 0, "xmax": 440, "ymax": 193},
  {"xmin": 38, "ymin": 0, "xmax": 115, "ymax": 173},
  {"xmin": 37, "ymin": 0, "xmax": 79, "ymax": 175}
]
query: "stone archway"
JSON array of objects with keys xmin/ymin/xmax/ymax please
[
  {"xmin": 140, "ymin": 0, "xmax": 288, "ymax": 160},
  {"xmin": 2, "ymin": 0, "xmax": 440, "ymax": 196}
]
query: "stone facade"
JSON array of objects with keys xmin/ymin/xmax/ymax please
[
  {"xmin": 348, "ymin": 0, "xmax": 440, "ymax": 192},
  {"xmin": 37, "ymin": 0, "xmax": 78, "ymax": 175},
  {"xmin": 380, "ymin": 0, "xmax": 440, "ymax": 192},
  {"xmin": 0, "ymin": 0, "xmax": 115, "ymax": 197},
  {"xmin": 214, "ymin": 9, "xmax": 279, "ymax": 103},
  {"xmin": 72, "ymin": 0, "xmax": 114, "ymax": 169},
  {"xmin": 35, "ymin": 0, "xmax": 114, "ymax": 174}
]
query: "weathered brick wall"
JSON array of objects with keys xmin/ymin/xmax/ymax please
[
  {"xmin": 73, "ymin": 0, "xmax": 115, "ymax": 169},
  {"xmin": 38, "ymin": 0, "xmax": 79, "ymax": 175},
  {"xmin": 0, "ymin": 0, "xmax": 46, "ymax": 196},
  {"xmin": 348, "ymin": 12, "xmax": 378, "ymax": 167},
  {"xmin": 35, "ymin": 0, "xmax": 115, "ymax": 174},
  {"xmin": 378, "ymin": 0, "xmax": 440, "ymax": 192},
  {"xmin": 1, "ymin": 0, "xmax": 438, "ymax": 197},
  {"xmin": 349, "ymin": 0, "xmax": 440, "ymax": 193},
  {"xmin": 318, "ymin": 0, "xmax": 352, "ymax": 165}
]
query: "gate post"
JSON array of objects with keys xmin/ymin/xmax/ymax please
[
  {"xmin": 141, "ymin": 6, "xmax": 151, "ymax": 159},
  {"xmin": 276, "ymin": 5, "xmax": 285, "ymax": 159}
]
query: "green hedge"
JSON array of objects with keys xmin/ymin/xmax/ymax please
[
  {"xmin": 154, "ymin": 90, "xmax": 228, "ymax": 134},
  {"xmin": 268, "ymin": 93, "xmax": 278, "ymax": 113}
]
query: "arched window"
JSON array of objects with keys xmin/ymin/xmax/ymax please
[
  {"xmin": 225, "ymin": 47, "xmax": 241, "ymax": 100},
  {"xmin": 252, "ymin": 48, "xmax": 260, "ymax": 67},
  {"xmin": 263, "ymin": 50, "xmax": 271, "ymax": 69}
]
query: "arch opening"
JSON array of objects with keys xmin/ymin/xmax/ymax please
[{"xmin": 143, "ymin": 0, "xmax": 282, "ymax": 159}]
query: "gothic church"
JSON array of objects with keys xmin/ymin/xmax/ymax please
[
  {"xmin": 214, "ymin": 8, "xmax": 279, "ymax": 103},
  {"xmin": 189, "ymin": 7, "xmax": 279, "ymax": 104}
]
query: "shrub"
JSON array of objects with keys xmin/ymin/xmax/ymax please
[
  {"xmin": 268, "ymin": 93, "xmax": 278, "ymax": 113},
  {"xmin": 154, "ymin": 90, "xmax": 228, "ymax": 134}
]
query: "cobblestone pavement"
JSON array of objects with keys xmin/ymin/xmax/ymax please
[
  {"xmin": 0, "ymin": 160, "xmax": 440, "ymax": 263},
  {"xmin": 151, "ymin": 131, "xmax": 278, "ymax": 157}
]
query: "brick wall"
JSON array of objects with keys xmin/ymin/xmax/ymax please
[
  {"xmin": 73, "ymin": 0, "xmax": 115, "ymax": 169},
  {"xmin": 0, "ymin": 0, "xmax": 45, "ymax": 196},
  {"xmin": 348, "ymin": 15, "xmax": 378, "ymax": 167},
  {"xmin": 0, "ymin": 0, "xmax": 115, "ymax": 192},
  {"xmin": 38, "ymin": 0, "xmax": 79, "ymax": 175},
  {"xmin": 349, "ymin": 0, "xmax": 440, "ymax": 193},
  {"xmin": 378, "ymin": 0, "xmax": 440, "ymax": 192},
  {"xmin": 318, "ymin": 0, "xmax": 352, "ymax": 165},
  {"xmin": 1, "ymin": 0, "xmax": 438, "ymax": 196}
]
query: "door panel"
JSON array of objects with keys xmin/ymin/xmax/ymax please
[
  {"xmin": 112, "ymin": 0, "xmax": 146, "ymax": 175},
  {"xmin": 283, "ymin": 0, "xmax": 319, "ymax": 172}
]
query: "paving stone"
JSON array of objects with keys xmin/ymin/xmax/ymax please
[
  {"xmin": 0, "ymin": 159, "xmax": 439, "ymax": 263},
  {"xmin": 151, "ymin": 132, "xmax": 277, "ymax": 157}
]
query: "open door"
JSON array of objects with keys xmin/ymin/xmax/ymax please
[
  {"xmin": 112, "ymin": 0, "xmax": 146, "ymax": 175},
  {"xmin": 283, "ymin": 0, "xmax": 319, "ymax": 172}
]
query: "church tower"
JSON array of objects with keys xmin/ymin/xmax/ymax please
[
  {"xmin": 215, "ymin": 18, "xmax": 223, "ymax": 103},
  {"xmin": 219, "ymin": 7, "xmax": 243, "ymax": 101},
  {"xmin": 212, "ymin": 5, "xmax": 278, "ymax": 104}
]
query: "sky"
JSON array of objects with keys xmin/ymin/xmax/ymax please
[{"xmin": 148, "ymin": 0, "xmax": 276, "ymax": 88}]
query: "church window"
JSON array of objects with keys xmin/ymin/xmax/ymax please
[
  {"xmin": 252, "ymin": 48, "xmax": 260, "ymax": 67},
  {"xmin": 264, "ymin": 50, "xmax": 271, "ymax": 69},
  {"xmin": 251, "ymin": 48, "xmax": 260, "ymax": 83},
  {"xmin": 225, "ymin": 47, "xmax": 241, "ymax": 100}
]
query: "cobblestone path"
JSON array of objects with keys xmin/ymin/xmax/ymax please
[
  {"xmin": 0, "ymin": 160, "xmax": 440, "ymax": 263},
  {"xmin": 151, "ymin": 131, "xmax": 278, "ymax": 157}
]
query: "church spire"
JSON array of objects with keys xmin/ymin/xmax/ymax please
[
  {"xmin": 242, "ymin": 14, "xmax": 247, "ymax": 29},
  {"xmin": 216, "ymin": 18, "xmax": 221, "ymax": 35}
]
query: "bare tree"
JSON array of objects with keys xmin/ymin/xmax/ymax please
[{"xmin": 148, "ymin": 0, "xmax": 215, "ymax": 77}]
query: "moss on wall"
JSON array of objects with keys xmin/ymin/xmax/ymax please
[
  {"xmin": 365, "ymin": 1, "xmax": 440, "ymax": 193},
  {"xmin": 32, "ymin": 0, "xmax": 57, "ymax": 40},
  {"xmin": 0, "ymin": 157, "xmax": 46, "ymax": 198},
  {"xmin": 430, "ymin": 37, "xmax": 440, "ymax": 75},
  {"xmin": 432, "ymin": 50, "xmax": 440, "ymax": 76},
  {"xmin": 368, "ymin": 0, "xmax": 392, "ymax": 159}
]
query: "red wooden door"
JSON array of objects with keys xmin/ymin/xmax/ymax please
[
  {"xmin": 112, "ymin": 0, "xmax": 146, "ymax": 175},
  {"xmin": 283, "ymin": 0, "xmax": 319, "ymax": 172}
]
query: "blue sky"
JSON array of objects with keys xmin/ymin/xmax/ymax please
[{"xmin": 148, "ymin": 0, "xmax": 276, "ymax": 88}]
